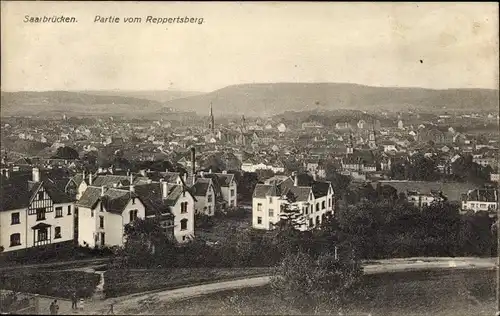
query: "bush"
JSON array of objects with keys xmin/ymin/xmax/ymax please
[{"xmin": 270, "ymin": 251, "xmax": 362, "ymax": 314}]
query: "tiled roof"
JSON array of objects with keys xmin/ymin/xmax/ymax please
[
  {"xmin": 253, "ymin": 175, "xmax": 328, "ymax": 201},
  {"xmin": 76, "ymin": 186, "xmax": 103, "ymax": 209},
  {"xmin": 191, "ymin": 178, "xmax": 212, "ymax": 197},
  {"xmin": 91, "ymin": 175, "xmax": 131, "ymax": 187},
  {"xmin": 1, "ymin": 173, "xmax": 74, "ymax": 211}
]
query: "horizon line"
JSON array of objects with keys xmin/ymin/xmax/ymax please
[{"xmin": 1, "ymin": 81, "xmax": 498, "ymax": 94}]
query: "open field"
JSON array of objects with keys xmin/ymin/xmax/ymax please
[{"xmin": 133, "ymin": 268, "xmax": 496, "ymax": 316}]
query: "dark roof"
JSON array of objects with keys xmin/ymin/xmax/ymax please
[
  {"xmin": 466, "ymin": 188, "xmax": 498, "ymax": 203},
  {"xmin": 91, "ymin": 175, "xmax": 132, "ymax": 187},
  {"xmin": 1, "ymin": 173, "xmax": 74, "ymax": 211},
  {"xmin": 253, "ymin": 175, "xmax": 331, "ymax": 200},
  {"xmin": 76, "ymin": 186, "xmax": 103, "ymax": 209},
  {"xmin": 191, "ymin": 178, "xmax": 212, "ymax": 197}
]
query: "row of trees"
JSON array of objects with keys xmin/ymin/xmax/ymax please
[{"xmin": 390, "ymin": 153, "xmax": 493, "ymax": 183}]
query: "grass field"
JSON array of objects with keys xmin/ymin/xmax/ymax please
[
  {"xmin": 104, "ymin": 267, "xmax": 272, "ymax": 298},
  {"xmin": 133, "ymin": 268, "xmax": 496, "ymax": 316},
  {"xmin": 197, "ymin": 213, "xmax": 252, "ymax": 242}
]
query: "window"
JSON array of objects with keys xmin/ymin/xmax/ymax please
[
  {"xmin": 328, "ymin": 199, "xmax": 332, "ymax": 207},
  {"xmin": 269, "ymin": 209, "xmax": 274, "ymax": 217},
  {"xmin": 67, "ymin": 205, "xmax": 72, "ymax": 215},
  {"xmin": 38, "ymin": 191, "xmax": 44, "ymax": 200},
  {"xmin": 309, "ymin": 218, "xmax": 313, "ymax": 227},
  {"xmin": 55, "ymin": 207, "xmax": 63, "ymax": 218},
  {"xmin": 304, "ymin": 207, "xmax": 308, "ymax": 215},
  {"xmin": 100, "ymin": 202, "xmax": 104, "ymax": 212},
  {"xmin": 257, "ymin": 217, "xmax": 262, "ymax": 224},
  {"xmin": 231, "ymin": 189, "xmax": 235, "ymax": 197},
  {"xmin": 269, "ymin": 197, "xmax": 273, "ymax": 203},
  {"xmin": 181, "ymin": 202, "xmax": 188, "ymax": 214},
  {"xmin": 129, "ymin": 210, "xmax": 138, "ymax": 222},
  {"xmin": 38, "ymin": 228, "xmax": 48, "ymax": 241},
  {"xmin": 207, "ymin": 195, "xmax": 212, "ymax": 203},
  {"xmin": 208, "ymin": 206, "xmax": 212, "ymax": 214},
  {"xmin": 180, "ymin": 218, "xmax": 188, "ymax": 231},
  {"xmin": 99, "ymin": 216, "xmax": 104, "ymax": 229},
  {"xmin": 54, "ymin": 226, "xmax": 61, "ymax": 239},
  {"xmin": 322, "ymin": 201, "xmax": 326, "ymax": 210},
  {"xmin": 257, "ymin": 203, "xmax": 262, "ymax": 211},
  {"xmin": 315, "ymin": 203, "xmax": 319, "ymax": 212},
  {"xmin": 91, "ymin": 209, "xmax": 95, "ymax": 217},
  {"xmin": 182, "ymin": 236, "xmax": 187, "ymax": 241},
  {"xmin": 10, "ymin": 233, "xmax": 21, "ymax": 246},
  {"xmin": 11, "ymin": 212, "xmax": 20, "ymax": 225},
  {"xmin": 132, "ymin": 198, "xmax": 136, "ymax": 205},
  {"xmin": 480, "ymin": 204, "xmax": 486, "ymax": 208},
  {"xmin": 36, "ymin": 208, "xmax": 46, "ymax": 221}
]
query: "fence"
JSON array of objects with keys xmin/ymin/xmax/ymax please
[{"xmin": 0, "ymin": 290, "xmax": 39, "ymax": 315}]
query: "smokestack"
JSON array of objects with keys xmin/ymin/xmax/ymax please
[
  {"xmin": 161, "ymin": 179, "xmax": 168, "ymax": 199},
  {"xmin": 190, "ymin": 147, "xmax": 196, "ymax": 177},
  {"xmin": 32, "ymin": 167, "xmax": 40, "ymax": 182}
]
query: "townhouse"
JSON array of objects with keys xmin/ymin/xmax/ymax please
[
  {"xmin": 0, "ymin": 168, "xmax": 75, "ymax": 253},
  {"xmin": 252, "ymin": 174, "xmax": 334, "ymax": 231}
]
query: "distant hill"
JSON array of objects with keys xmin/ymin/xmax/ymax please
[
  {"xmin": 0, "ymin": 91, "xmax": 176, "ymax": 117},
  {"xmin": 80, "ymin": 90, "xmax": 203, "ymax": 103},
  {"xmin": 163, "ymin": 83, "xmax": 499, "ymax": 116}
]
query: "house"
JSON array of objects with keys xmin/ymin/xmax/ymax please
[
  {"xmin": 134, "ymin": 181, "xmax": 196, "ymax": 243},
  {"xmin": 461, "ymin": 188, "xmax": 498, "ymax": 214},
  {"xmin": 190, "ymin": 177, "xmax": 216, "ymax": 216},
  {"xmin": 252, "ymin": 174, "xmax": 334, "ymax": 231},
  {"xmin": 76, "ymin": 184, "xmax": 147, "ymax": 248},
  {"xmin": 0, "ymin": 168, "xmax": 75, "ymax": 253},
  {"xmin": 201, "ymin": 171, "xmax": 238, "ymax": 208},
  {"xmin": 406, "ymin": 190, "xmax": 446, "ymax": 209}
]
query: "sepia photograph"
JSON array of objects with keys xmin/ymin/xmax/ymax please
[{"xmin": 0, "ymin": 1, "xmax": 499, "ymax": 315}]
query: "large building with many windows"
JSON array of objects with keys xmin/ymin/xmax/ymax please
[
  {"xmin": 0, "ymin": 168, "xmax": 75, "ymax": 253},
  {"xmin": 252, "ymin": 174, "xmax": 335, "ymax": 231}
]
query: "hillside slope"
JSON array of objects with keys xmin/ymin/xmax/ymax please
[
  {"xmin": 163, "ymin": 83, "xmax": 499, "ymax": 116},
  {"xmin": 0, "ymin": 91, "xmax": 172, "ymax": 117}
]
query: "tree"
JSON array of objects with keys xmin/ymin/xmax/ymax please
[
  {"xmin": 272, "ymin": 191, "xmax": 306, "ymax": 255},
  {"xmin": 122, "ymin": 217, "xmax": 176, "ymax": 268},
  {"xmin": 54, "ymin": 146, "xmax": 79, "ymax": 159},
  {"xmin": 270, "ymin": 250, "xmax": 362, "ymax": 314}
]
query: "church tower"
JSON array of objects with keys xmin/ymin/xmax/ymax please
[
  {"xmin": 368, "ymin": 123, "xmax": 377, "ymax": 149},
  {"xmin": 209, "ymin": 102, "xmax": 215, "ymax": 133},
  {"xmin": 346, "ymin": 133, "xmax": 354, "ymax": 155}
]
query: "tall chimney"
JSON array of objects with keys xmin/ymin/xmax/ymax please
[
  {"xmin": 100, "ymin": 186, "xmax": 105, "ymax": 197},
  {"xmin": 190, "ymin": 147, "xmax": 196, "ymax": 177},
  {"xmin": 129, "ymin": 184, "xmax": 135, "ymax": 193},
  {"xmin": 129, "ymin": 173, "xmax": 133, "ymax": 185},
  {"xmin": 89, "ymin": 173, "xmax": 93, "ymax": 185},
  {"xmin": 161, "ymin": 180, "xmax": 168, "ymax": 199},
  {"xmin": 32, "ymin": 167, "xmax": 40, "ymax": 182}
]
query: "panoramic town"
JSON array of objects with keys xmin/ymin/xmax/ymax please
[{"xmin": 1, "ymin": 2, "xmax": 499, "ymax": 316}]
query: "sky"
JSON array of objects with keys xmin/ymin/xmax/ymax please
[{"xmin": 1, "ymin": 2, "xmax": 498, "ymax": 92}]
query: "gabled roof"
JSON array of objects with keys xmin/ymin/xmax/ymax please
[
  {"xmin": 91, "ymin": 175, "xmax": 132, "ymax": 187},
  {"xmin": 253, "ymin": 175, "xmax": 331, "ymax": 201},
  {"xmin": 1, "ymin": 173, "xmax": 75, "ymax": 211},
  {"xmin": 191, "ymin": 178, "xmax": 212, "ymax": 197},
  {"xmin": 76, "ymin": 186, "xmax": 104, "ymax": 209}
]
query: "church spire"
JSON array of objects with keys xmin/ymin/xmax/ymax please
[{"xmin": 209, "ymin": 102, "xmax": 215, "ymax": 133}]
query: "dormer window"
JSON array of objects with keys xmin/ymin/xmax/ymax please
[{"xmin": 132, "ymin": 198, "xmax": 136, "ymax": 205}]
